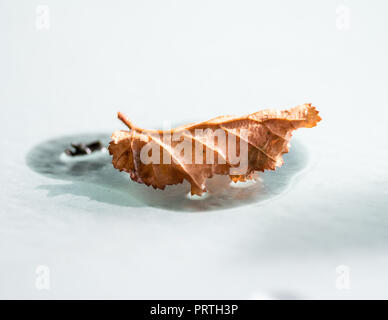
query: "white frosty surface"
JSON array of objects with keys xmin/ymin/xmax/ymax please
[{"xmin": 0, "ymin": 0, "xmax": 388, "ymax": 299}]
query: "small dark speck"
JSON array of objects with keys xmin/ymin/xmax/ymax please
[{"xmin": 64, "ymin": 141, "xmax": 105, "ymax": 156}]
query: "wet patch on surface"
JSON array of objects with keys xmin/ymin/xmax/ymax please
[{"xmin": 26, "ymin": 133, "xmax": 309, "ymax": 212}]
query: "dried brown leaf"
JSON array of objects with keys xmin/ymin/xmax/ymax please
[{"xmin": 108, "ymin": 103, "xmax": 321, "ymax": 195}]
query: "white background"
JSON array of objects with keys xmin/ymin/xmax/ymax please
[{"xmin": 1, "ymin": 0, "xmax": 388, "ymax": 299}]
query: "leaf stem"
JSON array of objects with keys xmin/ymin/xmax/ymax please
[{"xmin": 118, "ymin": 112, "xmax": 135, "ymax": 130}]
